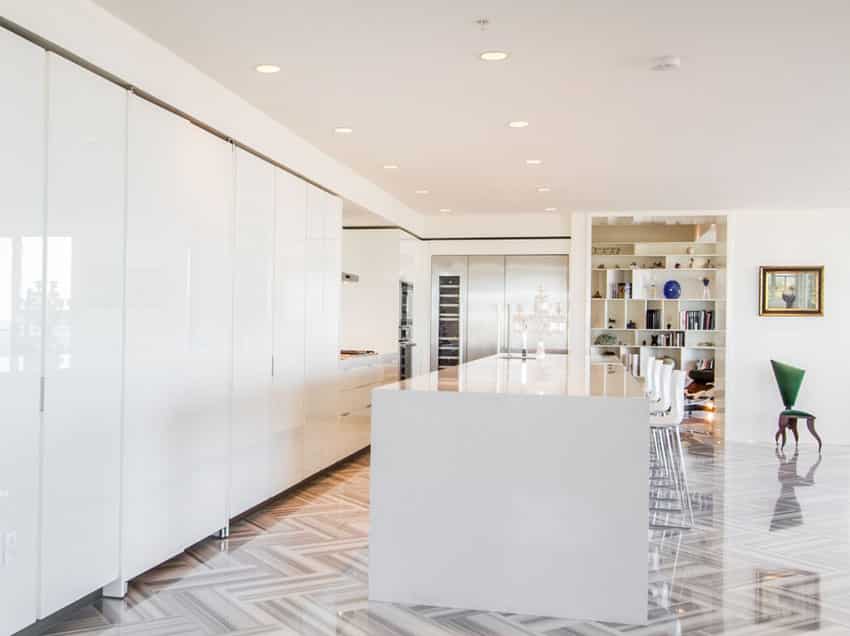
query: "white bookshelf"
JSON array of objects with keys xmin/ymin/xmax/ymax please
[{"xmin": 589, "ymin": 240, "xmax": 726, "ymax": 375}]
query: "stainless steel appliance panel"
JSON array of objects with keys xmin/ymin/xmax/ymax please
[
  {"xmin": 465, "ymin": 255, "xmax": 506, "ymax": 363},
  {"xmin": 505, "ymin": 255, "xmax": 568, "ymax": 354}
]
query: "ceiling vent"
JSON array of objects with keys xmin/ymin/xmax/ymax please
[{"xmin": 651, "ymin": 55, "xmax": 681, "ymax": 71}]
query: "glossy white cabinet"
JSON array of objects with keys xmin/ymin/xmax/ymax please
[
  {"xmin": 120, "ymin": 96, "xmax": 233, "ymax": 584},
  {"xmin": 231, "ymin": 149, "xmax": 275, "ymax": 516},
  {"xmin": 303, "ymin": 187, "xmax": 351, "ymax": 475},
  {"xmin": 272, "ymin": 169, "xmax": 308, "ymax": 491},
  {"xmin": 0, "ymin": 29, "xmax": 45, "ymax": 636},
  {"xmin": 39, "ymin": 54, "xmax": 126, "ymax": 617}
]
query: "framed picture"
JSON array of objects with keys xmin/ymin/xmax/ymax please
[{"xmin": 759, "ymin": 266, "xmax": 824, "ymax": 316}]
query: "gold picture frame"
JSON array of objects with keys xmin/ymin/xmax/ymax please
[{"xmin": 759, "ymin": 266, "xmax": 824, "ymax": 316}]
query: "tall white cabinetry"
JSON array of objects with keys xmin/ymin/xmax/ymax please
[
  {"xmin": 272, "ymin": 170, "xmax": 308, "ymax": 491},
  {"xmin": 39, "ymin": 54, "xmax": 126, "ymax": 617},
  {"xmin": 231, "ymin": 149, "xmax": 276, "ymax": 517},
  {"xmin": 304, "ymin": 186, "xmax": 343, "ymax": 476},
  {"xmin": 120, "ymin": 97, "xmax": 233, "ymax": 584},
  {"xmin": 0, "ymin": 29, "xmax": 44, "ymax": 636},
  {"xmin": 1, "ymin": 23, "xmax": 358, "ymax": 631}
]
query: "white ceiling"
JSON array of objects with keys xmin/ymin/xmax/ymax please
[{"xmin": 95, "ymin": 0, "xmax": 850, "ymax": 215}]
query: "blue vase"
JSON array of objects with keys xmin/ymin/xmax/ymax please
[{"xmin": 663, "ymin": 280, "xmax": 682, "ymax": 299}]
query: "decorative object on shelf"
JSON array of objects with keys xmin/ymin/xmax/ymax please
[
  {"xmin": 666, "ymin": 323, "xmax": 672, "ymax": 330},
  {"xmin": 653, "ymin": 260, "xmax": 664, "ymax": 269},
  {"xmin": 597, "ymin": 263, "xmax": 605, "ymax": 269},
  {"xmin": 615, "ymin": 282, "xmax": 632, "ymax": 299},
  {"xmin": 650, "ymin": 334, "xmax": 660, "ymax": 346},
  {"xmin": 702, "ymin": 276, "xmax": 711, "ymax": 299},
  {"xmin": 592, "ymin": 290, "xmax": 602, "ymax": 299},
  {"xmin": 594, "ymin": 333, "xmax": 618, "ymax": 345},
  {"xmin": 626, "ymin": 320, "xmax": 637, "ymax": 329},
  {"xmin": 705, "ymin": 258, "xmax": 713, "ymax": 268},
  {"xmin": 759, "ymin": 266, "xmax": 824, "ymax": 316},
  {"xmin": 630, "ymin": 262, "xmax": 638, "ymax": 269},
  {"xmin": 688, "ymin": 257, "xmax": 695, "ymax": 269},
  {"xmin": 607, "ymin": 316, "xmax": 616, "ymax": 329},
  {"xmin": 663, "ymin": 279, "xmax": 682, "ymax": 299},
  {"xmin": 642, "ymin": 339, "xmax": 647, "ymax": 346},
  {"xmin": 771, "ymin": 359, "xmax": 822, "ymax": 452},
  {"xmin": 686, "ymin": 246, "xmax": 695, "ymax": 255}
]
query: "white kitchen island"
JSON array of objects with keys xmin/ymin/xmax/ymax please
[{"xmin": 369, "ymin": 354, "xmax": 650, "ymax": 625}]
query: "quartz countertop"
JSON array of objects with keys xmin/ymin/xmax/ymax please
[{"xmin": 377, "ymin": 354, "xmax": 644, "ymax": 398}]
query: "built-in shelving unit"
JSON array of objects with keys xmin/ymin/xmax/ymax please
[{"xmin": 589, "ymin": 227, "xmax": 727, "ymax": 435}]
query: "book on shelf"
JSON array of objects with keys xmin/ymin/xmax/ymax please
[
  {"xmin": 680, "ymin": 309, "xmax": 715, "ymax": 330},
  {"xmin": 646, "ymin": 309, "xmax": 661, "ymax": 329}
]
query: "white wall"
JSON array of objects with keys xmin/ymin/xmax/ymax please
[
  {"xmin": 424, "ymin": 212, "xmax": 569, "ymax": 239},
  {"xmin": 726, "ymin": 209, "xmax": 850, "ymax": 446},
  {"xmin": 341, "ymin": 229, "xmax": 401, "ymax": 355},
  {"xmin": 0, "ymin": 0, "xmax": 425, "ymax": 236}
]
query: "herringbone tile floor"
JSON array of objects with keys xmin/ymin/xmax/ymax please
[{"xmin": 44, "ymin": 439, "xmax": 850, "ymax": 635}]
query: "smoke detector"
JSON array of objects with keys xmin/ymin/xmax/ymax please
[{"xmin": 651, "ymin": 55, "xmax": 681, "ymax": 71}]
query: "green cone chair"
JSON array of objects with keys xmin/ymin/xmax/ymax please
[{"xmin": 771, "ymin": 360, "xmax": 822, "ymax": 453}]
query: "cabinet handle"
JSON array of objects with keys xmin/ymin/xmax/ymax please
[{"xmin": 40, "ymin": 377, "xmax": 46, "ymax": 413}]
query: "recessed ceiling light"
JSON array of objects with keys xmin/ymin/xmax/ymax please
[
  {"xmin": 526, "ymin": 159, "xmax": 543, "ymax": 165},
  {"xmin": 537, "ymin": 186, "xmax": 551, "ymax": 193},
  {"xmin": 651, "ymin": 55, "xmax": 681, "ymax": 71},
  {"xmin": 415, "ymin": 189, "xmax": 430, "ymax": 195},
  {"xmin": 334, "ymin": 127, "xmax": 353, "ymax": 134},
  {"xmin": 508, "ymin": 120, "xmax": 529, "ymax": 128},
  {"xmin": 255, "ymin": 64, "xmax": 281, "ymax": 74},
  {"xmin": 439, "ymin": 208, "xmax": 452, "ymax": 213},
  {"xmin": 480, "ymin": 50, "xmax": 509, "ymax": 62},
  {"xmin": 545, "ymin": 207, "xmax": 558, "ymax": 212},
  {"xmin": 383, "ymin": 164, "xmax": 399, "ymax": 170}
]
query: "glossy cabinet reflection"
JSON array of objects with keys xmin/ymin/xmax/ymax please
[
  {"xmin": 231, "ymin": 149, "xmax": 276, "ymax": 517},
  {"xmin": 39, "ymin": 54, "xmax": 126, "ymax": 618},
  {"xmin": 0, "ymin": 29, "xmax": 44, "ymax": 636},
  {"xmin": 121, "ymin": 96, "xmax": 233, "ymax": 584}
]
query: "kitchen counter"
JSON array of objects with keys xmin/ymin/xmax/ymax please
[
  {"xmin": 369, "ymin": 354, "xmax": 649, "ymax": 624},
  {"xmin": 382, "ymin": 354, "xmax": 643, "ymax": 398},
  {"xmin": 338, "ymin": 350, "xmax": 398, "ymax": 370}
]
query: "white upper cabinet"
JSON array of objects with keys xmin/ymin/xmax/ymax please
[
  {"xmin": 273, "ymin": 169, "xmax": 308, "ymax": 490},
  {"xmin": 39, "ymin": 53, "xmax": 126, "ymax": 617},
  {"xmin": 231, "ymin": 149, "xmax": 275, "ymax": 516},
  {"xmin": 0, "ymin": 29, "xmax": 45, "ymax": 636},
  {"xmin": 122, "ymin": 96, "xmax": 233, "ymax": 582}
]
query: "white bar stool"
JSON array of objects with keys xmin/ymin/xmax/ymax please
[{"xmin": 649, "ymin": 369, "xmax": 694, "ymax": 530}]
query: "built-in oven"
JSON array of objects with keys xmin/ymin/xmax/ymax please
[{"xmin": 399, "ymin": 281, "xmax": 414, "ymax": 379}]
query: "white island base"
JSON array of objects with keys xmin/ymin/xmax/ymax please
[{"xmin": 369, "ymin": 355, "xmax": 649, "ymax": 625}]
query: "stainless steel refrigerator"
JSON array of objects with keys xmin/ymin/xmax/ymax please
[{"xmin": 430, "ymin": 255, "xmax": 568, "ymax": 371}]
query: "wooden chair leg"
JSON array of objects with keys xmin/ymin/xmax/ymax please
[
  {"xmin": 775, "ymin": 415, "xmax": 785, "ymax": 446},
  {"xmin": 805, "ymin": 417, "xmax": 823, "ymax": 453},
  {"xmin": 778, "ymin": 415, "xmax": 788, "ymax": 450},
  {"xmin": 789, "ymin": 419, "xmax": 799, "ymax": 447}
]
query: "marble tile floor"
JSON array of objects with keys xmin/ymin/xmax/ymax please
[{"xmin": 42, "ymin": 439, "xmax": 850, "ymax": 636}]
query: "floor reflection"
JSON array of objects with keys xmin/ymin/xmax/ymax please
[
  {"xmin": 43, "ymin": 442, "xmax": 850, "ymax": 635},
  {"xmin": 770, "ymin": 449, "xmax": 821, "ymax": 532}
]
